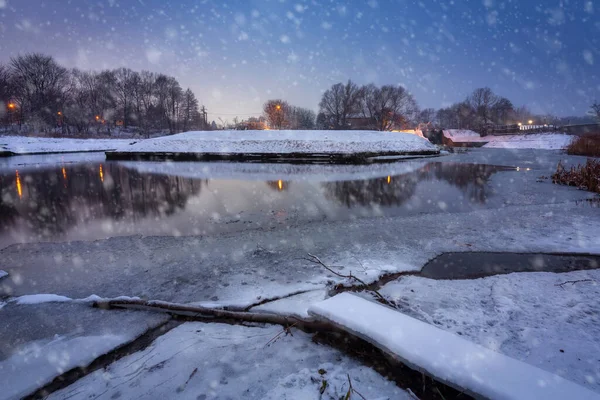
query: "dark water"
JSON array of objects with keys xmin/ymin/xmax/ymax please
[
  {"xmin": 421, "ymin": 252, "xmax": 600, "ymax": 279},
  {"xmin": 0, "ymin": 161, "xmax": 513, "ymax": 249}
]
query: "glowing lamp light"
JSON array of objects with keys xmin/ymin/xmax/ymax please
[
  {"xmin": 517, "ymin": 122, "xmax": 522, "ymax": 126},
  {"xmin": 8, "ymin": 103, "xmax": 15, "ymax": 109},
  {"xmin": 95, "ymin": 115, "xmax": 100, "ymax": 121},
  {"xmin": 99, "ymin": 164, "xmax": 104, "ymax": 182},
  {"xmin": 15, "ymin": 170, "xmax": 22, "ymax": 199},
  {"xmin": 528, "ymin": 120, "xmax": 533, "ymax": 125},
  {"xmin": 276, "ymin": 105, "xmax": 281, "ymax": 110}
]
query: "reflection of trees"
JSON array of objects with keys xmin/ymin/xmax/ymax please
[
  {"xmin": 323, "ymin": 162, "xmax": 505, "ymax": 208},
  {"xmin": 416, "ymin": 162, "xmax": 504, "ymax": 204},
  {"xmin": 323, "ymin": 175, "xmax": 418, "ymax": 207},
  {"xmin": 0, "ymin": 164, "xmax": 204, "ymax": 237},
  {"xmin": 266, "ymin": 180, "xmax": 291, "ymax": 192}
]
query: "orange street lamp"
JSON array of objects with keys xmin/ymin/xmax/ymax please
[
  {"xmin": 95, "ymin": 115, "xmax": 100, "ymax": 121},
  {"xmin": 276, "ymin": 105, "xmax": 281, "ymax": 110},
  {"xmin": 57, "ymin": 111, "xmax": 62, "ymax": 116},
  {"xmin": 8, "ymin": 103, "xmax": 15, "ymax": 109}
]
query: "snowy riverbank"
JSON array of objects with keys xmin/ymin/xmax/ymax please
[
  {"xmin": 106, "ymin": 130, "xmax": 438, "ymax": 161},
  {"xmin": 0, "ymin": 136, "xmax": 136, "ymax": 155},
  {"xmin": 442, "ymin": 130, "xmax": 575, "ymax": 150}
]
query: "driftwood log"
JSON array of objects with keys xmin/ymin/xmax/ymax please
[{"xmin": 93, "ymin": 298, "xmax": 336, "ymax": 332}]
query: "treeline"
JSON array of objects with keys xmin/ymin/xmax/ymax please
[
  {"xmin": 259, "ymin": 80, "xmax": 418, "ymax": 132},
  {"xmin": 0, "ymin": 53, "xmax": 207, "ymax": 136}
]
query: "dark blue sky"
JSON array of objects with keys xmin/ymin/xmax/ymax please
[{"xmin": 0, "ymin": 0, "xmax": 597, "ymax": 121}]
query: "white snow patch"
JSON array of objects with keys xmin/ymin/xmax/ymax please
[
  {"xmin": 0, "ymin": 270, "xmax": 7, "ymax": 279},
  {"xmin": 0, "ymin": 334, "xmax": 128, "ymax": 400},
  {"xmin": 13, "ymin": 294, "xmax": 72, "ymax": 305},
  {"xmin": 251, "ymin": 289, "xmax": 328, "ymax": 318},
  {"xmin": 49, "ymin": 322, "xmax": 410, "ymax": 400},
  {"xmin": 380, "ymin": 269, "xmax": 600, "ymax": 393},
  {"xmin": 112, "ymin": 130, "xmax": 437, "ymax": 155},
  {"xmin": 482, "ymin": 133, "xmax": 574, "ymax": 149},
  {"xmin": 309, "ymin": 292, "xmax": 599, "ymax": 400},
  {"xmin": 443, "ymin": 129, "xmax": 481, "ymax": 139},
  {"xmin": 0, "ymin": 136, "xmax": 136, "ymax": 155},
  {"xmin": 441, "ymin": 130, "xmax": 574, "ymax": 150}
]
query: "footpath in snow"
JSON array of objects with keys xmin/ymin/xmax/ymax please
[
  {"xmin": 442, "ymin": 129, "xmax": 575, "ymax": 150},
  {"xmin": 0, "ymin": 136, "xmax": 136, "ymax": 155},
  {"xmin": 106, "ymin": 129, "xmax": 439, "ymax": 161}
]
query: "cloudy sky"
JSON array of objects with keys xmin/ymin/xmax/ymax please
[{"xmin": 0, "ymin": 0, "xmax": 598, "ymax": 122}]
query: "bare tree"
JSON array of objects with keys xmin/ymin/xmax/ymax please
[
  {"xmin": 591, "ymin": 101, "xmax": 600, "ymax": 121},
  {"xmin": 468, "ymin": 87, "xmax": 499, "ymax": 127},
  {"xmin": 319, "ymin": 80, "xmax": 362, "ymax": 129},
  {"xmin": 290, "ymin": 106, "xmax": 316, "ymax": 129},
  {"xmin": 360, "ymin": 84, "xmax": 418, "ymax": 131},
  {"xmin": 263, "ymin": 99, "xmax": 290, "ymax": 129},
  {"xmin": 9, "ymin": 53, "xmax": 69, "ymax": 129},
  {"xmin": 114, "ymin": 68, "xmax": 136, "ymax": 128}
]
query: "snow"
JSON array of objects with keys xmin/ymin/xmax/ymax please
[
  {"xmin": 441, "ymin": 130, "xmax": 575, "ymax": 150},
  {"xmin": 442, "ymin": 129, "xmax": 482, "ymax": 139},
  {"xmin": 13, "ymin": 294, "xmax": 72, "ymax": 305},
  {"xmin": 380, "ymin": 269, "xmax": 600, "ymax": 393},
  {"xmin": 49, "ymin": 322, "xmax": 411, "ymax": 400},
  {"xmin": 0, "ymin": 270, "xmax": 7, "ymax": 279},
  {"xmin": 250, "ymin": 289, "xmax": 328, "ymax": 318},
  {"xmin": 0, "ymin": 136, "xmax": 136, "ymax": 155},
  {"xmin": 0, "ymin": 302, "xmax": 169, "ymax": 400},
  {"xmin": 482, "ymin": 133, "xmax": 575, "ymax": 149},
  {"xmin": 110, "ymin": 129, "xmax": 437, "ymax": 155},
  {"xmin": 0, "ymin": 334, "xmax": 128, "ymax": 400},
  {"xmin": 309, "ymin": 293, "xmax": 599, "ymax": 400}
]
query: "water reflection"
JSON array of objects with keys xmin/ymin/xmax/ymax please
[
  {"xmin": 0, "ymin": 161, "xmax": 511, "ymax": 248},
  {"xmin": 323, "ymin": 163, "xmax": 508, "ymax": 207}
]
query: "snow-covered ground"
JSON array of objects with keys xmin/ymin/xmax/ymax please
[
  {"xmin": 1, "ymin": 149, "xmax": 599, "ymax": 398},
  {"xmin": 482, "ymin": 133, "xmax": 575, "ymax": 149},
  {"xmin": 442, "ymin": 130, "xmax": 575, "ymax": 150},
  {"xmin": 0, "ymin": 302, "xmax": 168, "ymax": 400},
  {"xmin": 48, "ymin": 322, "xmax": 411, "ymax": 400},
  {"xmin": 379, "ymin": 269, "xmax": 600, "ymax": 393},
  {"xmin": 442, "ymin": 129, "xmax": 482, "ymax": 140},
  {"xmin": 0, "ymin": 136, "xmax": 136, "ymax": 155},
  {"xmin": 109, "ymin": 130, "xmax": 437, "ymax": 155},
  {"xmin": 310, "ymin": 293, "xmax": 598, "ymax": 400}
]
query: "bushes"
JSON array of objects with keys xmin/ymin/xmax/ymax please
[
  {"xmin": 552, "ymin": 159, "xmax": 600, "ymax": 194},
  {"xmin": 566, "ymin": 136, "xmax": 600, "ymax": 157}
]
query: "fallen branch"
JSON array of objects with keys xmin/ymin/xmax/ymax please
[
  {"xmin": 303, "ymin": 253, "xmax": 393, "ymax": 307},
  {"xmin": 555, "ymin": 279, "xmax": 595, "ymax": 288},
  {"xmin": 93, "ymin": 298, "xmax": 334, "ymax": 332}
]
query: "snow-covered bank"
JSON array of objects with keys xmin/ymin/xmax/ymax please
[
  {"xmin": 49, "ymin": 322, "xmax": 411, "ymax": 400},
  {"xmin": 0, "ymin": 136, "xmax": 136, "ymax": 155},
  {"xmin": 482, "ymin": 133, "xmax": 574, "ymax": 149},
  {"xmin": 106, "ymin": 130, "xmax": 438, "ymax": 159},
  {"xmin": 380, "ymin": 269, "xmax": 600, "ymax": 393},
  {"xmin": 309, "ymin": 293, "xmax": 599, "ymax": 400},
  {"xmin": 442, "ymin": 129, "xmax": 574, "ymax": 150}
]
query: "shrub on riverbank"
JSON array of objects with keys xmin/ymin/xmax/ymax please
[
  {"xmin": 566, "ymin": 136, "xmax": 600, "ymax": 157},
  {"xmin": 553, "ymin": 159, "xmax": 600, "ymax": 194}
]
